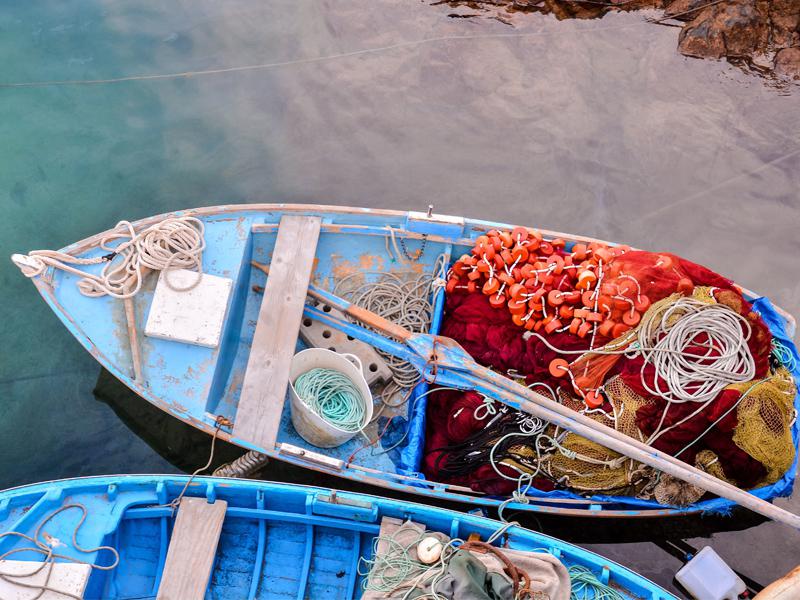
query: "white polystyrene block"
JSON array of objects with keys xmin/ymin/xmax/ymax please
[
  {"xmin": 144, "ymin": 269, "xmax": 232, "ymax": 348},
  {"xmin": 0, "ymin": 560, "xmax": 91, "ymax": 599},
  {"xmin": 675, "ymin": 546, "xmax": 746, "ymax": 600}
]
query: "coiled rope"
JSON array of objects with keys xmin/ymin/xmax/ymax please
[
  {"xmin": 295, "ymin": 368, "xmax": 366, "ymax": 432},
  {"xmin": 14, "ymin": 216, "xmax": 205, "ymax": 299},
  {"xmin": 0, "ymin": 504, "xmax": 120, "ymax": 600},
  {"xmin": 333, "ymin": 253, "xmax": 447, "ymax": 407},
  {"xmin": 636, "ymin": 297, "xmax": 756, "ymax": 404},
  {"xmin": 568, "ymin": 565, "xmax": 624, "ymax": 600}
]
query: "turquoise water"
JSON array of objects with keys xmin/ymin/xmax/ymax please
[{"xmin": 1, "ymin": 1, "xmax": 799, "ymax": 594}]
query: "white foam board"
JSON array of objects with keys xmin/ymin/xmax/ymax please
[
  {"xmin": 0, "ymin": 560, "xmax": 91, "ymax": 599},
  {"xmin": 144, "ymin": 269, "xmax": 233, "ymax": 348}
]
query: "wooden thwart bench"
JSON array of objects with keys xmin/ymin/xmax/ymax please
[
  {"xmin": 233, "ymin": 215, "xmax": 322, "ymax": 450},
  {"xmin": 156, "ymin": 497, "xmax": 228, "ymax": 600}
]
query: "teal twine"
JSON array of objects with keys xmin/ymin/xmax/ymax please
[
  {"xmin": 772, "ymin": 339, "xmax": 798, "ymax": 372},
  {"xmin": 569, "ymin": 565, "xmax": 624, "ymax": 600},
  {"xmin": 295, "ymin": 368, "xmax": 366, "ymax": 432}
]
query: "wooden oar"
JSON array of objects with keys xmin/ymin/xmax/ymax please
[{"xmin": 251, "ymin": 261, "xmax": 800, "ymax": 530}]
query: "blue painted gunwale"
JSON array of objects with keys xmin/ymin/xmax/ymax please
[
  {"xmin": 21, "ymin": 204, "xmax": 800, "ymax": 518},
  {"xmin": 0, "ymin": 474, "xmax": 676, "ymax": 599}
]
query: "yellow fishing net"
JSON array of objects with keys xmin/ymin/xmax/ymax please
[
  {"xmin": 730, "ymin": 367, "xmax": 796, "ymax": 486},
  {"xmin": 490, "ymin": 287, "xmax": 796, "ymax": 502}
]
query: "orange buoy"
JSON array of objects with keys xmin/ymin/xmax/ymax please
[
  {"xmin": 483, "ymin": 278, "xmax": 500, "ymax": 296},
  {"xmin": 545, "ymin": 318, "xmax": 563, "ymax": 334},
  {"xmin": 498, "ymin": 272, "xmax": 515, "ymax": 286},
  {"xmin": 593, "ymin": 247, "xmax": 613, "ymax": 263},
  {"xmin": 533, "ymin": 319, "xmax": 544, "ymax": 332},
  {"xmin": 634, "ymin": 294, "xmax": 651, "ymax": 312},
  {"xmin": 446, "ymin": 278, "xmax": 459, "ymax": 294},
  {"xmin": 512, "ymin": 313, "xmax": 525, "ymax": 327},
  {"xmin": 677, "ymin": 278, "xmax": 694, "ymax": 295},
  {"xmin": 598, "ymin": 320, "xmax": 615, "ymax": 337},
  {"xmin": 575, "ymin": 270, "xmax": 597, "ymax": 290},
  {"xmin": 581, "ymin": 290, "xmax": 597, "ymax": 308},
  {"xmin": 499, "ymin": 231, "xmax": 513, "ymax": 248},
  {"xmin": 547, "ymin": 290, "xmax": 564, "ymax": 306},
  {"xmin": 501, "ymin": 249, "xmax": 514, "ymax": 264},
  {"xmin": 569, "ymin": 317, "xmax": 581, "ymax": 335},
  {"xmin": 549, "ymin": 358, "xmax": 570, "ymax": 378},
  {"xmin": 512, "ymin": 227, "xmax": 529, "ymax": 244},
  {"xmin": 559, "ymin": 305, "xmax": 574, "ymax": 320},
  {"xmin": 563, "ymin": 291, "xmax": 582, "ymax": 304},
  {"xmin": 466, "ymin": 281, "xmax": 477, "ymax": 294},
  {"xmin": 489, "ymin": 293, "xmax": 507, "ymax": 309},
  {"xmin": 586, "ymin": 311, "xmax": 603, "ymax": 323},
  {"xmin": 584, "ymin": 390, "xmax": 604, "ymax": 409},
  {"xmin": 512, "ymin": 244, "xmax": 529, "ymax": 263},
  {"xmin": 573, "ymin": 308, "xmax": 590, "ymax": 319},
  {"xmin": 577, "ymin": 322, "xmax": 593, "ymax": 338},
  {"xmin": 508, "ymin": 299, "xmax": 527, "ymax": 315},
  {"xmin": 547, "ymin": 254, "xmax": 564, "ymax": 275},
  {"xmin": 508, "ymin": 283, "xmax": 526, "ymax": 300},
  {"xmin": 571, "ymin": 243, "xmax": 587, "ymax": 261},
  {"xmin": 622, "ymin": 310, "xmax": 641, "ymax": 326},
  {"xmin": 539, "ymin": 241, "xmax": 554, "ymax": 256}
]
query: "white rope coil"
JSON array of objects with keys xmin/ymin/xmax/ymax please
[
  {"xmin": 636, "ymin": 297, "xmax": 756, "ymax": 404},
  {"xmin": 14, "ymin": 216, "xmax": 205, "ymax": 299}
]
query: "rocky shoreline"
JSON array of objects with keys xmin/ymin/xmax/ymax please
[{"xmin": 436, "ymin": 0, "xmax": 800, "ymax": 78}]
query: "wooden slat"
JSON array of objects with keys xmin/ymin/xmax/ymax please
[
  {"xmin": 233, "ymin": 215, "xmax": 321, "ymax": 449},
  {"xmin": 156, "ymin": 497, "xmax": 228, "ymax": 600}
]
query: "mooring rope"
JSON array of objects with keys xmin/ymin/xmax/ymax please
[{"xmin": 14, "ymin": 216, "xmax": 205, "ymax": 299}]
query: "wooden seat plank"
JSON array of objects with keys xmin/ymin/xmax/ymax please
[
  {"xmin": 233, "ymin": 215, "xmax": 321, "ymax": 449},
  {"xmin": 156, "ymin": 497, "xmax": 228, "ymax": 600}
]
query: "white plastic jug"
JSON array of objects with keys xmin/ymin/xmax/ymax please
[
  {"xmin": 675, "ymin": 546, "xmax": 746, "ymax": 600},
  {"xmin": 288, "ymin": 348, "xmax": 373, "ymax": 448}
]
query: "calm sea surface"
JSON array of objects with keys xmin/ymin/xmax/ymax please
[{"xmin": 1, "ymin": 1, "xmax": 798, "ymax": 594}]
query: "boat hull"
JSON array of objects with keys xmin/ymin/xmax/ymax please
[{"xmin": 21, "ymin": 204, "xmax": 800, "ymax": 518}]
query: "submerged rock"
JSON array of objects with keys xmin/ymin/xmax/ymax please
[
  {"xmin": 775, "ymin": 47, "xmax": 800, "ymax": 78},
  {"xmin": 678, "ymin": 0, "xmax": 767, "ymax": 59},
  {"xmin": 433, "ymin": 0, "xmax": 800, "ymax": 80}
]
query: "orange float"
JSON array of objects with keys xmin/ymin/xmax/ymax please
[
  {"xmin": 584, "ymin": 390, "xmax": 604, "ymax": 409},
  {"xmin": 489, "ymin": 293, "xmax": 507, "ymax": 309},
  {"xmin": 549, "ymin": 358, "xmax": 570, "ymax": 378}
]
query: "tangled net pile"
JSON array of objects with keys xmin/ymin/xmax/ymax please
[{"xmin": 423, "ymin": 226, "xmax": 798, "ymax": 506}]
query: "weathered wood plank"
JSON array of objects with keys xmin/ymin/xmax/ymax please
[
  {"xmin": 156, "ymin": 497, "xmax": 228, "ymax": 600},
  {"xmin": 233, "ymin": 215, "xmax": 321, "ymax": 449}
]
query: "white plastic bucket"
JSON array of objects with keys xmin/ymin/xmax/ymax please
[{"xmin": 289, "ymin": 348, "xmax": 373, "ymax": 448}]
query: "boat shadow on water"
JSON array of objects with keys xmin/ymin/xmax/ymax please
[{"xmin": 92, "ymin": 367, "xmax": 771, "ymax": 545}]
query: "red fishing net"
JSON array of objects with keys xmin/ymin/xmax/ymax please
[{"xmin": 422, "ymin": 228, "xmax": 788, "ymax": 503}]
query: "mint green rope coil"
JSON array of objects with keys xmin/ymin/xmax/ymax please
[
  {"xmin": 294, "ymin": 368, "xmax": 366, "ymax": 432},
  {"xmin": 569, "ymin": 565, "xmax": 624, "ymax": 600}
]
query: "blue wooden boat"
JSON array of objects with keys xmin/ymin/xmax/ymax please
[
  {"xmin": 13, "ymin": 205, "xmax": 800, "ymax": 519},
  {"xmin": 0, "ymin": 475, "xmax": 675, "ymax": 599}
]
